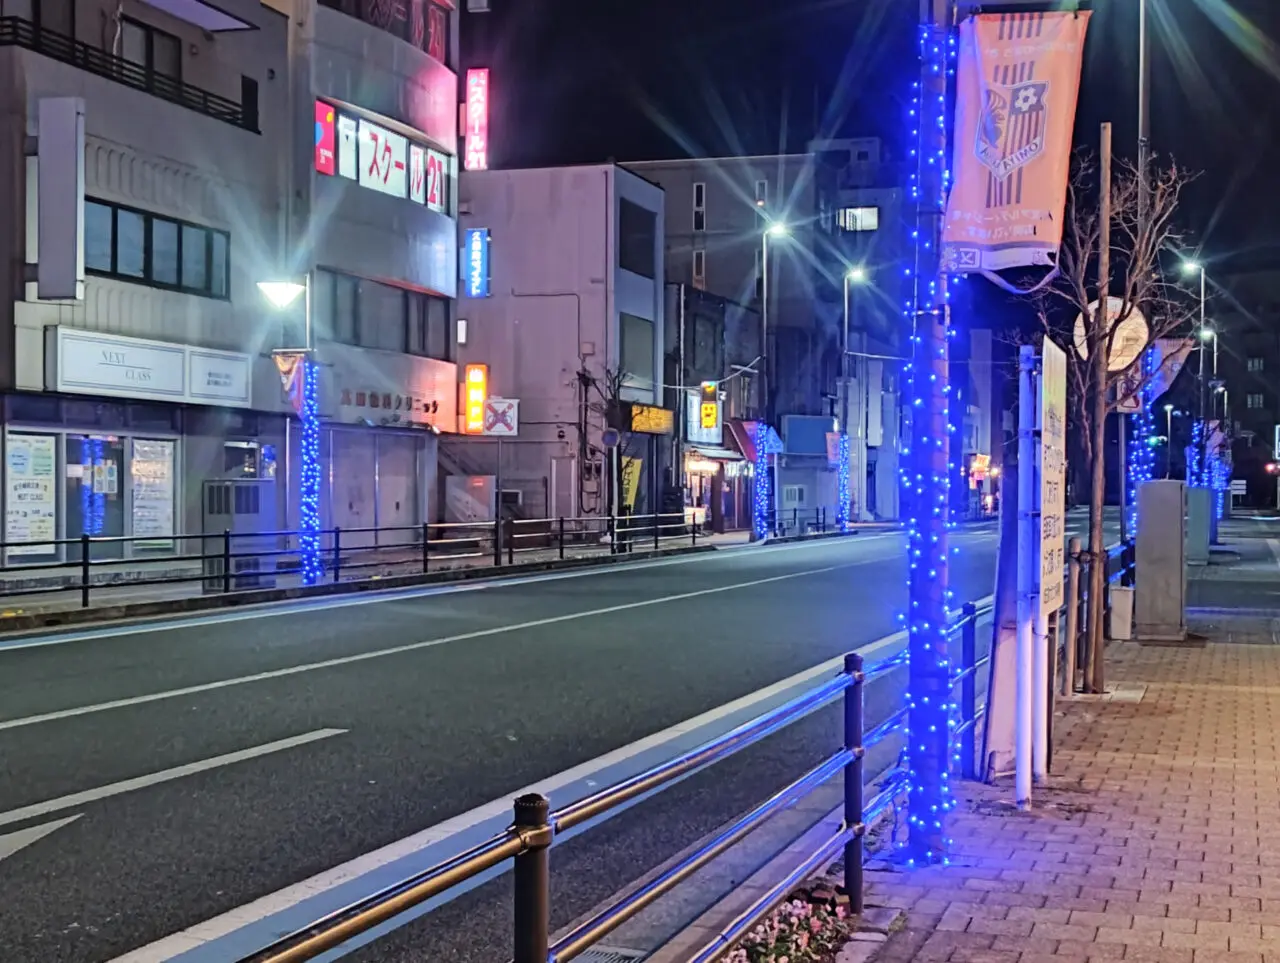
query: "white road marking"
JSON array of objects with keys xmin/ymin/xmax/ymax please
[
  {"xmin": 109, "ymin": 631, "xmax": 907, "ymax": 963},
  {"xmin": 0, "ymin": 730, "xmax": 346, "ymax": 828},
  {"xmin": 0, "ymin": 534, "xmax": 899, "ymax": 654},
  {"xmin": 0, "ymin": 559, "xmax": 884, "ymax": 734},
  {"xmin": 0, "ymin": 813, "xmax": 82, "ymax": 863}
]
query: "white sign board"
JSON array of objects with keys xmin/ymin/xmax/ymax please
[
  {"xmin": 685, "ymin": 389, "xmax": 723, "ymax": 445},
  {"xmin": 6, "ymin": 433, "xmax": 57, "ymax": 557},
  {"xmin": 1039, "ymin": 339, "xmax": 1067, "ymax": 614},
  {"xmin": 483, "ymin": 398, "xmax": 519, "ymax": 436},
  {"xmin": 357, "ymin": 118, "xmax": 408, "ymax": 199},
  {"xmin": 49, "ymin": 328, "xmax": 251, "ymax": 407}
]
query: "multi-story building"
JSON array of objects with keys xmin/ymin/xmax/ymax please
[
  {"xmin": 452, "ymin": 164, "xmax": 668, "ymax": 522},
  {"xmin": 0, "ymin": 0, "xmax": 463, "ymax": 572},
  {"xmin": 627, "ymin": 146, "xmax": 904, "ymax": 521}
]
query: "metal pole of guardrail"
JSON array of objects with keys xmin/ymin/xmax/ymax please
[
  {"xmin": 1063, "ymin": 537, "xmax": 1081, "ymax": 696},
  {"xmin": 654, "ymin": 513, "xmax": 660, "ymax": 551},
  {"xmin": 608, "ymin": 514, "xmax": 616, "ymax": 556},
  {"xmin": 332, "ymin": 527, "xmax": 342, "ymax": 583},
  {"xmin": 512, "ymin": 793, "xmax": 552, "ymax": 963},
  {"xmin": 559, "ymin": 517, "xmax": 566, "ymax": 560},
  {"xmin": 961, "ymin": 602, "xmax": 977, "ymax": 779},
  {"xmin": 222, "ymin": 530, "xmax": 232, "ymax": 593},
  {"xmin": 494, "ymin": 518, "xmax": 502, "ymax": 567},
  {"xmin": 81, "ymin": 533, "xmax": 90, "ymax": 608},
  {"xmin": 422, "ymin": 522, "xmax": 430, "ymax": 574},
  {"xmin": 843, "ymin": 652, "xmax": 864, "ymax": 914},
  {"xmin": 507, "ymin": 518, "xmax": 515, "ymax": 566}
]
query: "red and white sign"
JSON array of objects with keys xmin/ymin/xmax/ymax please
[
  {"xmin": 464, "ymin": 68, "xmax": 489, "ymax": 171},
  {"xmin": 425, "ymin": 149, "xmax": 447, "ymax": 212},
  {"xmin": 358, "ymin": 118, "xmax": 408, "ymax": 198},
  {"xmin": 409, "ymin": 144, "xmax": 426, "ymax": 204},
  {"xmin": 482, "ymin": 398, "xmax": 519, "ymax": 436}
]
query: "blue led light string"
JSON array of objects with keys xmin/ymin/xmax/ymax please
[
  {"xmin": 752, "ymin": 421, "xmax": 772, "ymax": 540},
  {"xmin": 899, "ymin": 7, "xmax": 957, "ymax": 865},
  {"xmin": 836, "ymin": 433, "xmax": 851, "ymax": 530},
  {"xmin": 1186, "ymin": 419, "xmax": 1204, "ymax": 489},
  {"xmin": 298, "ymin": 358, "xmax": 324, "ymax": 585},
  {"xmin": 1126, "ymin": 349, "xmax": 1157, "ymax": 536}
]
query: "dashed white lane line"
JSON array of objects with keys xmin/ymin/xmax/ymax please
[
  {"xmin": 0, "ymin": 557, "xmax": 883, "ymax": 734},
  {"xmin": 108, "ymin": 631, "xmax": 908, "ymax": 963},
  {"xmin": 0, "ymin": 729, "xmax": 346, "ymax": 828}
]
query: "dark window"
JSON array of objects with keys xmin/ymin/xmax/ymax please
[
  {"xmin": 620, "ymin": 312, "xmax": 655, "ymax": 386},
  {"xmin": 84, "ymin": 198, "xmax": 230, "ymax": 299},
  {"xmin": 151, "ymin": 218, "xmax": 179, "ymax": 285},
  {"xmin": 35, "ymin": 0, "xmax": 75, "ymax": 34},
  {"xmin": 84, "ymin": 202, "xmax": 113, "ymax": 272},
  {"xmin": 619, "ymin": 200, "xmax": 656, "ymax": 279},
  {"xmin": 314, "ymin": 269, "xmax": 449, "ymax": 359},
  {"xmin": 120, "ymin": 18, "xmax": 181, "ymax": 83},
  {"xmin": 116, "ymin": 209, "xmax": 146, "ymax": 278}
]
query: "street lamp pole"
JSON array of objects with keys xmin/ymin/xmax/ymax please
[
  {"xmin": 761, "ymin": 223, "xmax": 787, "ymax": 534},
  {"xmin": 1164, "ymin": 404, "xmax": 1174, "ymax": 479}
]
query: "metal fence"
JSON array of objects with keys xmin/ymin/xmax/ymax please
[
  {"xmin": 0, "ymin": 512, "xmax": 891, "ymax": 610},
  {"xmin": 233, "ymin": 600, "xmax": 995, "ymax": 963}
]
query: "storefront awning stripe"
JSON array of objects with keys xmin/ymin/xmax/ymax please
[{"xmin": 689, "ymin": 446, "xmax": 743, "ymax": 461}]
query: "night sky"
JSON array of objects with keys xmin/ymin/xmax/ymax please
[{"xmin": 463, "ymin": 0, "xmax": 1280, "ymax": 268}]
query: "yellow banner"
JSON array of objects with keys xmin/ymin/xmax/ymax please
[
  {"xmin": 943, "ymin": 11, "xmax": 1091, "ymax": 273},
  {"xmin": 621, "ymin": 457, "xmax": 642, "ymax": 512}
]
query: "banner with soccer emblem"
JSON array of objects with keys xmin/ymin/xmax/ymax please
[{"xmin": 943, "ymin": 11, "xmax": 1091, "ymax": 274}]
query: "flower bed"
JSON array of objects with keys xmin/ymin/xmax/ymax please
[{"xmin": 724, "ymin": 887, "xmax": 855, "ymax": 963}]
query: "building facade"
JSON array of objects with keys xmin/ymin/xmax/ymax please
[
  {"xmin": 452, "ymin": 164, "xmax": 668, "ymax": 522},
  {"xmin": 0, "ymin": 0, "xmax": 463, "ymax": 572}
]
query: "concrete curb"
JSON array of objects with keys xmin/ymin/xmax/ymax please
[{"xmin": 0, "ymin": 543, "xmax": 719, "ymax": 638}]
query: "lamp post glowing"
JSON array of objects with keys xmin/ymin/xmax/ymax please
[
  {"xmin": 259, "ymin": 274, "xmax": 322, "ymax": 585},
  {"xmin": 760, "ymin": 221, "xmax": 788, "ymax": 535},
  {"xmin": 1183, "ymin": 261, "xmax": 1211, "ymax": 486},
  {"xmin": 840, "ymin": 267, "xmax": 870, "ymax": 528}
]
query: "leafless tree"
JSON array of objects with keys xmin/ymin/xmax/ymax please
[{"xmin": 1033, "ymin": 151, "xmax": 1198, "ymax": 693}]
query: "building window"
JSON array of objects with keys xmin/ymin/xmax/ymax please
[
  {"xmin": 837, "ymin": 206, "xmax": 879, "ymax": 232},
  {"xmin": 620, "ymin": 312, "xmax": 655, "ymax": 387},
  {"xmin": 619, "ymin": 199, "xmax": 656, "ymax": 279},
  {"xmin": 312, "ymin": 269, "xmax": 450, "ymax": 360},
  {"xmin": 120, "ymin": 18, "xmax": 181, "ymax": 84},
  {"xmin": 83, "ymin": 199, "xmax": 230, "ymax": 299},
  {"xmin": 1248, "ymin": 357, "xmax": 1264, "ymax": 373},
  {"xmin": 33, "ymin": 0, "xmax": 75, "ymax": 34},
  {"xmin": 692, "ymin": 249, "xmax": 706, "ymax": 291},
  {"xmin": 693, "ymin": 181, "xmax": 706, "ymax": 233},
  {"xmin": 755, "ymin": 179, "xmax": 769, "ymax": 209},
  {"xmin": 1248, "ymin": 393, "xmax": 1265, "ymax": 410}
]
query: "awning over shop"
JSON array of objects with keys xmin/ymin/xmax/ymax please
[
  {"xmin": 726, "ymin": 419, "xmax": 782, "ymax": 463},
  {"xmin": 688, "ymin": 446, "xmax": 743, "ymax": 462}
]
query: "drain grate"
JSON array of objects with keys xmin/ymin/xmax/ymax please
[{"xmin": 575, "ymin": 949, "xmax": 647, "ymax": 963}]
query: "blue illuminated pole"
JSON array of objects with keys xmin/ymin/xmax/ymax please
[{"xmin": 903, "ymin": 0, "xmax": 954, "ymax": 863}]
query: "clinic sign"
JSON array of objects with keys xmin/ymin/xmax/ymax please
[{"xmin": 464, "ymin": 228, "xmax": 490, "ymax": 298}]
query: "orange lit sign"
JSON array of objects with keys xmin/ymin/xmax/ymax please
[{"xmin": 464, "ymin": 363, "xmax": 487, "ymax": 433}]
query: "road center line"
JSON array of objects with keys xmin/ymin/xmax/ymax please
[
  {"xmin": 0, "ymin": 559, "xmax": 879, "ymax": 733},
  {"xmin": 0, "ymin": 729, "xmax": 346, "ymax": 828}
]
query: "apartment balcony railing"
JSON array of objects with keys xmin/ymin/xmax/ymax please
[{"xmin": 0, "ymin": 16, "xmax": 258, "ymax": 132}]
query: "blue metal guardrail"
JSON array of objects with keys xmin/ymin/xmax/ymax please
[{"xmin": 234, "ymin": 600, "xmax": 995, "ymax": 963}]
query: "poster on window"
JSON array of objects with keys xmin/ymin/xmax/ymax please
[
  {"xmin": 6, "ymin": 433, "xmax": 57, "ymax": 558},
  {"xmin": 131, "ymin": 439, "xmax": 175, "ymax": 549}
]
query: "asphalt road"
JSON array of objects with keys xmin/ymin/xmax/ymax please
[{"xmin": 0, "ymin": 519, "xmax": 1102, "ymax": 963}]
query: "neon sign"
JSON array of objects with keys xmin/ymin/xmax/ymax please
[
  {"xmin": 464, "ymin": 228, "xmax": 490, "ymax": 298},
  {"xmin": 464, "ymin": 68, "xmax": 489, "ymax": 171}
]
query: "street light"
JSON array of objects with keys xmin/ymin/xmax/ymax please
[
  {"xmin": 839, "ymin": 266, "xmax": 871, "ymax": 526},
  {"xmin": 258, "ymin": 277, "xmax": 312, "ymax": 349},
  {"xmin": 760, "ymin": 220, "xmax": 788, "ymax": 533},
  {"xmin": 1183, "ymin": 260, "xmax": 1211, "ymax": 484}
]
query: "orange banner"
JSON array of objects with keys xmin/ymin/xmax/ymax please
[{"xmin": 943, "ymin": 11, "xmax": 1091, "ymax": 274}]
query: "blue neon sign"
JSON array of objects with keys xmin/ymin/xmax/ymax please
[{"xmin": 463, "ymin": 227, "xmax": 490, "ymax": 298}]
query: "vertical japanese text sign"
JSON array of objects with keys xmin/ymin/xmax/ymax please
[
  {"xmin": 1039, "ymin": 339, "xmax": 1067, "ymax": 614},
  {"xmin": 464, "ymin": 68, "xmax": 490, "ymax": 171}
]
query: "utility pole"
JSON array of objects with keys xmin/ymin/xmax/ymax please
[
  {"xmin": 1086, "ymin": 122, "xmax": 1112, "ymax": 695},
  {"xmin": 906, "ymin": 0, "xmax": 953, "ymax": 862}
]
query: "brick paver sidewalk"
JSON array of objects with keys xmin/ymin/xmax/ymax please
[{"xmin": 865, "ymin": 638, "xmax": 1280, "ymax": 963}]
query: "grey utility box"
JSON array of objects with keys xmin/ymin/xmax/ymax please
[
  {"xmin": 1135, "ymin": 480, "xmax": 1187, "ymax": 642},
  {"xmin": 201, "ymin": 479, "xmax": 279, "ymax": 593},
  {"xmin": 1186, "ymin": 486, "xmax": 1211, "ymax": 566}
]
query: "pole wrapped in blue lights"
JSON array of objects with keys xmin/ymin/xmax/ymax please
[
  {"xmin": 752, "ymin": 421, "xmax": 774, "ymax": 541},
  {"xmin": 836, "ymin": 433, "xmax": 851, "ymax": 530},
  {"xmin": 899, "ymin": 0, "xmax": 957, "ymax": 865},
  {"xmin": 298, "ymin": 358, "xmax": 324, "ymax": 585},
  {"xmin": 1125, "ymin": 348, "xmax": 1157, "ymax": 536}
]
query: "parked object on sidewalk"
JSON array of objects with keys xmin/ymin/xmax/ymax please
[
  {"xmin": 1108, "ymin": 586, "xmax": 1133, "ymax": 640},
  {"xmin": 1186, "ymin": 485, "xmax": 1211, "ymax": 566},
  {"xmin": 1135, "ymin": 480, "xmax": 1187, "ymax": 642}
]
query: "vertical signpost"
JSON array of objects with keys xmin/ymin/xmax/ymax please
[{"xmin": 1036, "ymin": 340, "xmax": 1067, "ymax": 781}]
